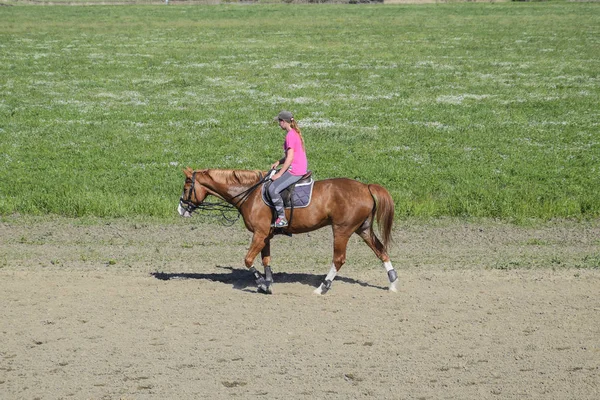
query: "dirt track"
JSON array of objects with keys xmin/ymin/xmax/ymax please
[{"xmin": 1, "ymin": 217, "xmax": 599, "ymax": 399}]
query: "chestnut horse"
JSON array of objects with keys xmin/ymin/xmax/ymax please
[{"xmin": 178, "ymin": 167, "xmax": 398, "ymax": 295}]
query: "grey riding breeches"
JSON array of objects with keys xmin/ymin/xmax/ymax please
[{"xmin": 267, "ymin": 170, "xmax": 302, "ymax": 218}]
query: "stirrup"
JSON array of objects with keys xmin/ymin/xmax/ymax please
[{"xmin": 271, "ymin": 217, "xmax": 288, "ymax": 228}]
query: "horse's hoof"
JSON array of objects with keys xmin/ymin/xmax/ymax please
[
  {"xmin": 313, "ymin": 280, "xmax": 331, "ymax": 295},
  {"xmin": 389, "ymin": 279, "xmax": 398, "ymax": 293},
  {"xmin": 258, "ymin": 283, "xmax": 272, "ymax": 295}
]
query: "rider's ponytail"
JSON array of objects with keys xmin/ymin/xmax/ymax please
[{"xmin": 290, "ymin": 119, "xmax": 305, "ymax": 151}]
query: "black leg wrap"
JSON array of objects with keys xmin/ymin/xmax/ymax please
[
  {"xmin": 387, "ymin": 269, "xmax": 398, "ymax": 283},
  {"xmin": 320, "ymin": 279, "xmax": 332, "ymax": 294},
  {"xmin": 249, "ymin": 266, "xmax": 263, "ymax": 281},
  {"xmin": 264, "ymin": 266, "xmax": 273, "ymax": 283},
  {"xmin": 250, "ymin": 266, "xmax": 272, "ymax": 294}
]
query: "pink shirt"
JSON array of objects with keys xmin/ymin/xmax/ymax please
[{"xmin": 284, "ymin": 129, "xmax": 308, "ymax": 176}]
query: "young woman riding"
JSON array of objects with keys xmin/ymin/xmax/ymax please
[{"xmin": 268, "ymin": 110, "xmax": 308, "ymax": 228}]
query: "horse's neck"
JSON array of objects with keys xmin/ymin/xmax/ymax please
[{"xmin": 199, "ymin": 169, "xmax": 262, "ymax": 202}]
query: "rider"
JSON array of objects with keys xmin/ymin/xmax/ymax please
[{"xmin": 268, "ymin": 110, "xmax": 308, "ymax": 228}]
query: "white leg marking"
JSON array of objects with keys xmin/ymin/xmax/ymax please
[
  {"xmin": 384, "ymin": 261, "xmax": 398, "ymax": 292},
  {"xmin": 389, "ymin": 279, "xmax": 398, "ymax": 293},
  {"xmin": 313, "ymin": 264, "xmax": 337, "ymax": 295},
  {"xmin": 383, "ymin": 261, "xmax": 394, "ymax": 272},
  {"xmin": 325, "ymin": 264, "xmax": 338, "ymax": 281}
]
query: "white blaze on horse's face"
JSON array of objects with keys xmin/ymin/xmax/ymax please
[
  {"xmin": 178, "ymin": 201, "xmax": 192, "ymax": 218},
  {"xmin": 178, "ymin": 174, "xmax": 205, "ymax": 218}
]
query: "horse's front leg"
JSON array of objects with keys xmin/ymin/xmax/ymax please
[
  {"xmin": 245, "ymin": 233, "xmax": 272, "ymax": 294},
  {"xmin": 261, "ymin": 240, "xmax": 274, "ymax": 286}
]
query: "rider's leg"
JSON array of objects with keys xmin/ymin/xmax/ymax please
[{"xmin": 267, "ymin": 171, "xmax": 302, "ymax": 220}]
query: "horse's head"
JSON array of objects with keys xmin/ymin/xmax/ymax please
[{"xmin": 178, "ymin": 167, "xmax": 209, "ymax": 217}]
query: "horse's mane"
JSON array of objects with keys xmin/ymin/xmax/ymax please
[{"xmin": 205, "ymin": 169, "xmax": 263, "ymax": 186}]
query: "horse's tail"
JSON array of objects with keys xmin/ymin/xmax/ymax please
[{"xmin": 367, "ymin": 184, "xmax": 394, "ymax": 253}]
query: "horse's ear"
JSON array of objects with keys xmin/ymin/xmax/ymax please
[{"xmin": 183, "ymin": 167, "xmax": 193, "ymax": 178}]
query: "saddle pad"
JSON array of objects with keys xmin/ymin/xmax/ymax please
[{"xmin": 262, "ymin": 178, "xmax": 314, "ymax": 209}]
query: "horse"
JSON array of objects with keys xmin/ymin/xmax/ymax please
[{"xmin": 178, "ymin": 167, "xmax": 398, "ymax": 295}]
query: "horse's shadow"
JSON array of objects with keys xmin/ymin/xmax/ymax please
[{"xmin": 151, "ymin": 266, "xmax": 387, "ymax": 292}]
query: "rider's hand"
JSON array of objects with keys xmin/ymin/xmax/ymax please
[
  {"xmin": 271, "ymin": 171, "xmax": 282, "ymax": 181},
  {"xmin": 270, "ymin": 161, "xmax": 280, "ymax": 170}
]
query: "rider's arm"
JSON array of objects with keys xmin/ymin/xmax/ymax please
[{"xmin": 272, "ymin": 148, "xmax": 294, "ymax": 180}]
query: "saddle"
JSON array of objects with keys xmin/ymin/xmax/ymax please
[
  {"xmin": 263, "ymin": 171, "xmax": 314, "ymax": 209},
  {"xmin": 262, "ymin": 171, "xmax": 315, "ymax": 229}
]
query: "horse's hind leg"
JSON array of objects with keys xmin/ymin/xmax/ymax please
[
  {"xmin": 356, "ymin": 224, "xmax": 398, "ymax": 293},
  {"xmin": 313, "ymin": 263, "xmax": 338, "ymax": 295},
  {"xmin": 314, "ymin": 229, "xmax": 351, "ymax": 295}
]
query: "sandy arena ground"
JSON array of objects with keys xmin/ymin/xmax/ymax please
[{"xmin": 0, "ymin": 217, "xmax": 599, "ymax": 399}]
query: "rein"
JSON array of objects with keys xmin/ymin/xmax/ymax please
[{"xmin": 180, "ymin": 170, "xmax": 271, "ymax": 226}]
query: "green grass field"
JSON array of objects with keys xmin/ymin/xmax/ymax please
[{"xmin": 1, "ymin": 3, "xmax": 599, "ymax": 221}]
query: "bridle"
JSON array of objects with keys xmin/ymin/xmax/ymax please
[
  {"xmin": 179, "ymin": 170, "xmax": 272, "ymax": 226},
  {"xmin": 179, "ymin": 170, "xmax": 202, "ymax": 214}
]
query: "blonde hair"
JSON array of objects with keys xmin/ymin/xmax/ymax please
[{"xmin": 290, "ymin": 119, "xmax": 305, "ymax": 151}]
